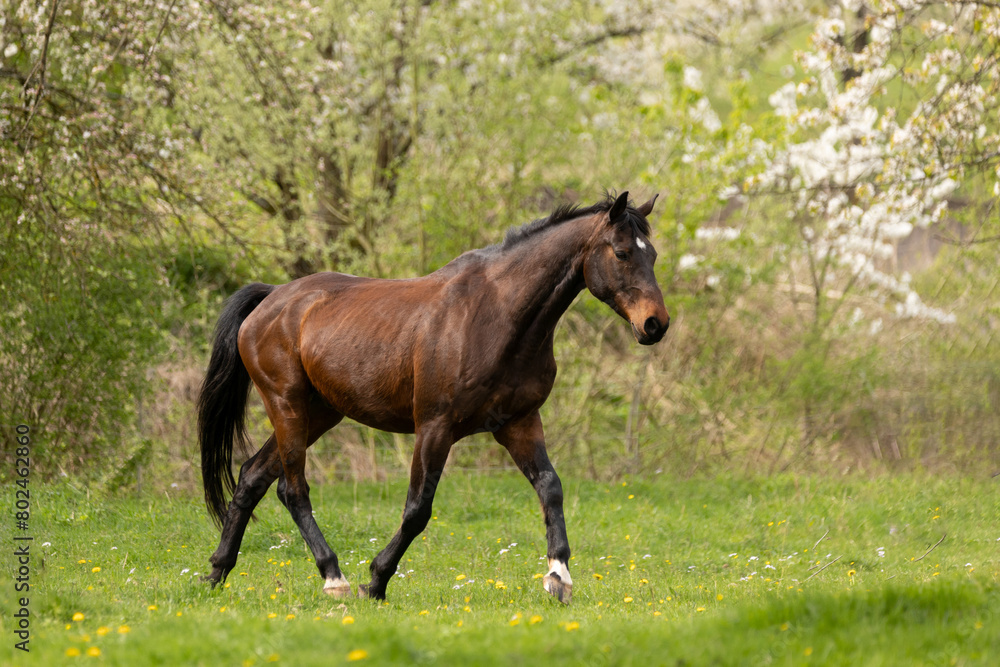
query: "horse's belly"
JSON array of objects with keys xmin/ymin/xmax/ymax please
[{"xmin": 302, "ymin": 341, "xmax": 417, "ymax": 434}]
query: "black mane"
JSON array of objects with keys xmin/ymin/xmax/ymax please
[{"xmin": 494, "ymin": 192, "xmax": 651, "ymax": 252}]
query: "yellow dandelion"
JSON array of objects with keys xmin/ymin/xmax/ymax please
[
  {"xmin": 96, "ymin": 626, "xmax": 110, "ymax": 636},
  {"xmin": 696, "ymin": 607, "xmax": 706, "ymax": 612},
  {"xmin": 653, "ymin": 611, "xmax": 662, "ymax": 616},
  {"xmin": 219, "ymin": 606, "xmax": 227, "ymax": 613},
  {"xmin": 117, "ymin": 625, "xmax": 130, "ymax": 634},
  {"xmin": 86, "ymin": 647, "xmax": 101, "ymax": 657},
  {"xmin": 78, "ymin": 559, "xmax": 87, "ymax": 564},
  {"xmin": 91, "ymin": 566, "xmax": 101, "ymax": 573},
  {"xmin": 628, "ymin": 495, "xmax": 634, "ymax": 499},
  {"xmin": 495, "ymin": 581, "xmax": 506, "ymax": 590},
  {"xmin": 624, "ymin": 597, "xmax": 633, "ymax": 603},
  {"xmin": 565, "ymin": 621, "xmax": 580, "ymax": 631},
  {"xmin": 418, "ymin": 610, "xmax": 429, "ymax": 616},
  {"xmin": 463, "ymin": 606, "xmax": 471, "ymax": 612},
  {"xmin": 342, "ymin": 616, "xmax": 355, "ymax": 625},
  {"xmin": 533, "ymin": 573, "xmax": 543, "ymax": 579},
  {"xmin": 717, "ymin": 594, "xmax": 724, "ymax": 601},
  {"xmin": 147, "ymin": 605, "xmax": 158, "ymax": 611},
  {"xmin": 529, "ymin": 615, "xmax": 543, "ymax": 625},
  {"xmin": 66, "ymin": 647, "xmax": 82, "ymax": 657},
  {"xmin": 509, "ymin": 618, "xmax": 520, "ymax": 626},
  {"xmin": 593, "ymin": 573, "xmax": 603, "ymax": 580},
  {"xmin": 268, "ymin": 613, "xmax": 278, "ymax": 619},
  {"xmin": 286, "ymin": 614, "xmax": 295, "ymax": 620},
  {"xmin": 347, "ymin": 649, "xmax": 369, "ymax": 661},
  {"xmin": 72, "ymin": 612, "xmax": 85, "ymax": 622},
  {"xmin": 847, "ymin": 570, "xmax": 856, "ymax": 577},
  {"xmin": 456, "ymin": 620, "xmax": 463, "ymax": 627},
  {"xmin": 455, "ymin": 573, "xmax": 466, "ymax": 581}
]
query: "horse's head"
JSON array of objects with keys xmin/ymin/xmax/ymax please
[{"xmin": 583, "ymin": 191, "xmax": 669, "ymax": 345}]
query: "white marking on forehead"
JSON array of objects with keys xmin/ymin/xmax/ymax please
[
  {"xmin": 546, "ymin": 558, "xmax": 573, "ymax": 586},
  {"xmin": 636, "ymin": 238, "xmax": 648, "ymax": 251}
]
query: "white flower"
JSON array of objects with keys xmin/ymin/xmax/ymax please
[
  {"xmin": 696, "ymin": 227, "xmax": 741, "ymax": 241},
  {"xmin": 769, "ymin": 82, "xmax": 798, "ymax": 117},
  {"xmin": 683, "ymin": 66, "xmax": 703, "ymax": 91},
  {"xmin": 4, "ymin": 43, "xmax": 18, "ymax": 58},
  {"xmin": 678, "ymin": 254, "xmax": 702, "ymax": 271}
]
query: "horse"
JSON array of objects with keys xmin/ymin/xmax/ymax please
[{"xmin": 197, "ymin": 190, "xmax": 669, "ymax": 604}]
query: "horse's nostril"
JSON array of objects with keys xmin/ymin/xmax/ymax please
[{"xmin": 644, "ymin": 316, "xmax": 661, "ymax": 337}]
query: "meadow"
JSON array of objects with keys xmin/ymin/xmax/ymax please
[{"xmin": 2, "ymin": 472, "xmax": 998, "ymax": 666}]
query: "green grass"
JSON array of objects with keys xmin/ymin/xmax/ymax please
[{"xmin": 2, "ymin": 473, "xmax": 999, "ymax": 665}]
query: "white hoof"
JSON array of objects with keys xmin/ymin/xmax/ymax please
[
  {"xmin": 543, "ymin": 559, "xmax": 573, "ymax": 604},
  {"xmin": 323, "ymin": 577, "xmax": 352, "ymax": 598}
]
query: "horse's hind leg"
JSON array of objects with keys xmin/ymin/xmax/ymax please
[
  {"xmin": 268, "ymin": 393, "xmax": 351, "ymax": 596},
  {"xmin": 206, "ymin": 398, "xmax": 341, "ymax": 586},
  {"xmin": 207, "ymin": 434, "xmax": 282, "ymax": 584}
]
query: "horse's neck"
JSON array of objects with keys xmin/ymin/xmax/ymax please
[{"xmin": 488, "ymin": 215, "xmax": 593, "ymax": 356}]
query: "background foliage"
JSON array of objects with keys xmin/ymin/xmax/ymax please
[{"xmin": 1, "ymin": 0, "xmax": 998, "ymax": 486}]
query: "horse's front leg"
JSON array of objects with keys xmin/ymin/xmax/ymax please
[
  {"xmin": 494, "ymin": 411, "xmax": 573, "ymax": 603},
  {"xmin": 360, "ymin": 421, "xmax": 453, "ymax": 600}
]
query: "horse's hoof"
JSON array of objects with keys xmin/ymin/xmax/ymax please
[
  {"xmin": 323, "ymin": 577, "xmax": 353, "ymax": 598},
  {"xmin": 543, "ymin": 574, "xmax": 572, "ymax": 604}
]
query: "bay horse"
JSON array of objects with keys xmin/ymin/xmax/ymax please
[{"xmin": 198, "ymin": 190, "xmax": 669, "ymax": 604}]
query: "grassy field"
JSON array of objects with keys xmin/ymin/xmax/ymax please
[{"xmin": 2, "ymin": 472, "xmax": 999, "ymax": 665}]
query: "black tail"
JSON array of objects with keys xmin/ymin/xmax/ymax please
[{"xmin": 198, "ymin": 283, "xmax": 276, "ymax": 529}]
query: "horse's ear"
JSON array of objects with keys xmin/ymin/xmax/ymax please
[
  {"xmin": 636, "ymin": 194, "xmax": 658, "ymax": 218},
  {"xmin": 608, "ymin": 190, "xmax": 629, "ymax": 224}
]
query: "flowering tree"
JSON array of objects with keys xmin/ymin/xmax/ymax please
[{"xmin": 641, "ymin": 0, "xmax": 1000, "ymax": 468}]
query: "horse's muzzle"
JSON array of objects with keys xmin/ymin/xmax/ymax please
[{"xmin": 633, "ymin": 315, "xmax": 669, "ymax": 345}]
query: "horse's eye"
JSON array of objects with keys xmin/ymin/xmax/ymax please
[{"xmin": 614, "ymin": 250, "xmax": 629, "ymax": 262}]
